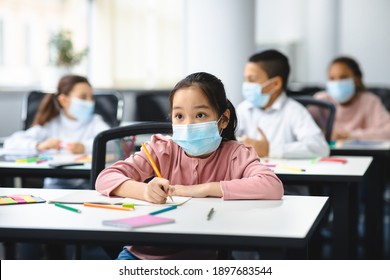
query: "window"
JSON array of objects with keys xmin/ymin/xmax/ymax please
[{"xmin": 0, "ymin": 0, "xmax": 183, "ymax": 89}]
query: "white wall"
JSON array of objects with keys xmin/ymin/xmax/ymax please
[
  {"xmin": 255, "ymin": 0, "xmax": 390, "ymax": 86},
  {"xmin": 183, "ymin": 0, "xmax": 255, "ymax": 107},
  {"xmin": 339, "ymin": 0, "xmax": 390, "ymax": 85}
]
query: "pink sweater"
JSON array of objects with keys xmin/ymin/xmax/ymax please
[
  {"xmin": 96, "ymin": 134, "xmax": 284, "ymax": 260},
  {"xmin": 314, "ymin": 91, "xmax": 390, "ymax": 140},
  {"xmin": 96, "ymin": 134, "xmax": 283, "ymax": 200}
]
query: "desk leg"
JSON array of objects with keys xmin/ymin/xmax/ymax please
[
  {"xmin": 332, "ymin": 183, "xmax": 358, "ymax": 259},
  {"xmin": 365, "ymin": 156, "xmax": 384, "ymax": 259}
]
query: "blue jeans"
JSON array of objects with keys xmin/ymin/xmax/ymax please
[{"xmin": 116, "ymin": 247, "xmax": 139, "ymax": 260}]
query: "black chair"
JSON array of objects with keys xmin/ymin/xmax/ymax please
[
  {"xmin": 367, "ymin": 87, "xmax": 390, "ymax": 112},
  {"xmin": 134, "ymin": 91, "xmax": 171, "ymax": 122},
  {"xmin": 91, "ymin": 122, "xmax": 173, "ymax": 187},
  {"xmin": 292, "ymin": 95, "xmax": 336, "ymax": 142},
  {"xmin": 90, "ymin": 122, "xmax": 173, "ymax": 259},
  {"xmin": 21, "ymin": 90, "xmax": 124, "ymax": 129},
  {"xmin": 287, "ymin": 84, "xmax": 324, "ymax": 97}
]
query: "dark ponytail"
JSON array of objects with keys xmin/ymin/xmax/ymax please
[
  {"xmin": 221, "ymin": 99, "xmax": 237, "ymax": 141},
  {"xmin": 169, "ymin": 72, "xmax": 237, "ymax": 141},
  {"xmin": 32, "ymin": 93, "xmax": 61, "ymax": 126}
]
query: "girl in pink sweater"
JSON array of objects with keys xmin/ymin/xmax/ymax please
[
  {"xmin": 314, "ymin": 56, "xmax": 390, "ymax": 140},
  {"xmin": 96, "ymin": 72, "xmax": 284, "ymax": 260}
]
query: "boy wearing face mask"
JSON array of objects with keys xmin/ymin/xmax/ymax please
[
  {"xmin": 4, "ymin": 74, "xmax": 110, "ymax": 189},
  {"xmin": 236, "ymin": 49, "xmax": 329, "ymax": 158},
  {"xmin": 313, "ymin": 56, "xmax": 390, "ymax": 140}
]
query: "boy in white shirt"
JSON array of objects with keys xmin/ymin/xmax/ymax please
[{"xmin": 237, "ymin": 49, "xmax": 329, "ymax": 158}]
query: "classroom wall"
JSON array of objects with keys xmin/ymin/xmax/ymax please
[
  {"xmin": 339, "ymin": 0, "xmax": 390, "ymax": 85},
  {"xmin": 255, "ymin": 0, "xmax": 390, "ymax": 86},
  {"xmin": 183, "ymin": 0, "xmax": 255, "ymax": 107},
  {"xmin": 0, "ymin": 92, "xmax": 25, "ymax": 137}
]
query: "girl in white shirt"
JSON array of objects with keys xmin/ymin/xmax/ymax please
[{"xmin": 4, "ymin": 74, "xmax": 110, "ymax": 189}]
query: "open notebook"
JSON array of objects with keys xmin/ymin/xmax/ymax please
[{"xmin": 48, "ymin": 190, "xmax": 191, "ymax": 206}]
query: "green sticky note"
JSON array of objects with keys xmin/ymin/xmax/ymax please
[{"xmin": 0, "ymin": 197, "xmax": 17, "ymax": 204}]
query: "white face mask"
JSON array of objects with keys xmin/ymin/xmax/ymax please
[
  {"xmin": 172, "ymin": 116, "xmax": 223, "ymax": 157},
  {"xmin": 326, "ymin": 78, "xmax": 355, "ymax": 103},
  {"xmin": 242, "ymin": 79, "xmax": 274, "ymax": 108},
  {"xmin": 69, "ymin": 97, "xmax": 95, "ymax": 123}
]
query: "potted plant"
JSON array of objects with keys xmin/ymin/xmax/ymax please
[
  {"xmin": 42, "ymin": 30, "xmax": 88, "ymax": 90},
  {"xmin": 49, "ymin": 30, "xmax": 89, "ymax": 70}
]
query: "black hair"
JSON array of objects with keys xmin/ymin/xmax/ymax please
[
  {"xmin": 249, "ymin": 49, "xmax": 290, "ymax": 90},
  {"xmin": 330, "ymin": 56, "xmax": 366, "ymax": 92},
  {"xmin": 169, "ymin": 72, "xmax": 237, "ymax": 141}
]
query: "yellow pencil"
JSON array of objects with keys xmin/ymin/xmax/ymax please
[
  {"xmin": 277, "ymin": 165, "xmax": 306, "ymax": 172},
  {"xmin": 141, "ymin": 143, "xmax": 173, "ymax": 202}
]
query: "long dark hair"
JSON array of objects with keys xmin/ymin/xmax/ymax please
[
  {"xmin": 169, "ymin": 72, "xmax": 237, "ymax": 140},
  {"xmin": 32, "ymin": 75, "xmax": 91, "ymax": 126},
  {"xmin": 330, "ymin": 56, "xmax": 366, "ymax": 92}
]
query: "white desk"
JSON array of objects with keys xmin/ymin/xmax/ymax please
[
  {"xmin": 269, "ymin": 156, "xmax": 373, "ymax": 259},
  {"xmin": 268, "ymin": 156, "xmax": 372, "ymax": 178},
  {"xmin": 0, "ymin": 150, "xmax": 91, "ymax": 179},
  {"xmin": 0, "ymin": 188, "xmax": 329, "ymax": 259}
]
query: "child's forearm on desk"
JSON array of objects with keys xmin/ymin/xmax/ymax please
[{"xmin": 111, "ymin": 180, "xmax": 146, "ymax": 200}]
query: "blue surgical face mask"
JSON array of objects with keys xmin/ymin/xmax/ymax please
[
  {"xmin": 69, "ymin": 97, "xmax": 95, "ymax": 123},
  {"xmin": 242, "ymin": 80, "xmax": 273, "ymax": 108},
  {"xmin": 172, "ymin": 118, "xmax": 222, "ymax": 157},
  {"xmin": 326, "ymin": 78, "xmax": 355, "ymax": 103}
]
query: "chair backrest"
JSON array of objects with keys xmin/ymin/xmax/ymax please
[
  {"xmin": 21, "ymin": 90, "xmax": 124, "ymax": 129},
  {"xmin": 91, "ymin": 122, "xmax": 173, "ymax": 187},
  {"xmin": 93, "ymin": 90, "xmax": 124, "ymax": 127},
  {"xmin": 292, "ymin": 96, "xmax": 336, "ymax": 142},
  {"xmin": 134, "ymin": 90, "xmax": 171, "ymax": 122},
  {"xmin": 367, "ymin": 87, "xmax": 390, "ymax": 112}
]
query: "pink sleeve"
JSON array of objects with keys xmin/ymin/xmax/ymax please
[
  {"xmin": 220, "ymin": 146, "xmax": 284, "ymax": 200},
  {"xmin": 349, "ymin": 95, "xmax": 390, "ymax": 140},
  {"xmin": 95, "ymin": 135, "xmax": 168, "ymax": 196}
]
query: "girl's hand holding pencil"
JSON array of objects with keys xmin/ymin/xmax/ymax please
[
  {"xmin": 141, "ymin": 143, "xmax": 174, "ymax": 203},
  {"xmin": 145, "ymin": 177, "xmax": 172, "ymax": 204}
]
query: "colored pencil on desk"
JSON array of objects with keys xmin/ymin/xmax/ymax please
[
  {"xmin": 149, "ymin": 205, "xmax": 177, "ymax": 215},
  {"xmin": 83, "ymin": 203, "xmax": 134, "ymax": 211},
  {"xmin": 277, "ymin": 165, "xmax": 306, "ymax": 172},
  {"xmin": 141, "ymin": 143, "xmax": 174, "ymax": 202},
  {"xmin": 54, "ymin": 202, "xmax": 81, "ymax": 213}
]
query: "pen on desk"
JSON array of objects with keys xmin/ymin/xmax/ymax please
[
  {"xmin": 141, "ymin": 143, "xmax": 174, "ymax": 202},
  {"xmin": 54, "ymin": 202, "xmax": 81, "ymax": 213},
  {"xmin": 207, "ymin": 207, "xmax": 214, "ymax": 221},
  {"xmin": 83, "ymin": 203, "xmax": 134, "ymax": 211},
  {"xmin": 149, "ymin": 205, "xmax": 177, "ymax": 215},
  {"xmin": 277, "ymin": 165, "xmax": 306, "ymax": 172}
]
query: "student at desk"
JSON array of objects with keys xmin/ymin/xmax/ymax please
[
  {"xmin": 4, "ymin": 74, "xmax": 110, "ymax": 189},
  {"xmin": 313, "ymin": 56, "xmax": 390, "ymax": 140},
  {"xmin": 96, "ymin": 72, "xmax": 284, "ymax": 260},
  {"xmin": 236, "ymin": 49, "xmax": 329, "ymax": 158}
]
